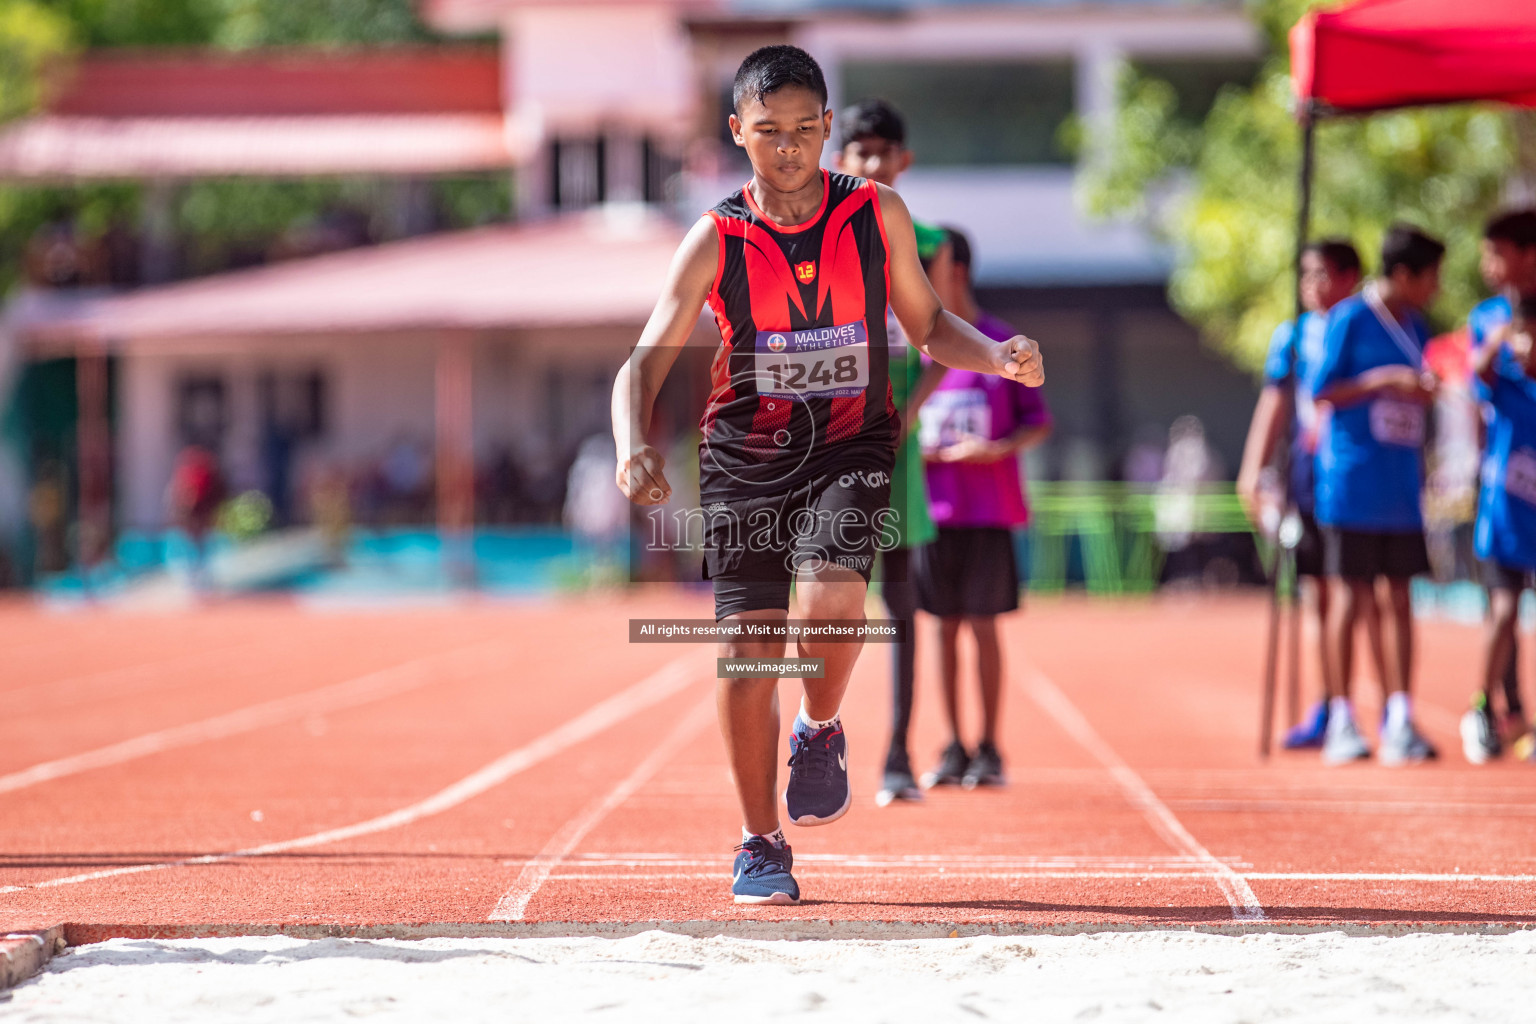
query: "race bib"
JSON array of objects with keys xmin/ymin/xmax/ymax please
[
  {"xmin": 1369, "ymin": 399, "xmax": 1425, "ymax": 448},
  {"xmin": 919, "ymin": 387, "xmax": 992, "ymax": 449},
  {"xmin": 1506, "ymin": 449, "xmax": 1536, "ymax": 507},
  {"xmin": 755, "ymin": 321, "xmax": 869, "ymax": 400}
]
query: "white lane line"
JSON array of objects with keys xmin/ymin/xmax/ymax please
[
  {"xmin": 0, "ymin": 653, "xmax": 708, "ymax": 896},
  {"xmin": 0, "ymin": 640, "xmax": 508, "ymax": 795},
  {"xmin": 544, "ymin": 870, "xmax": 1536, "ymax": 884},
  {"xmin": 1169, "ymin": 799, "xmax": 1536, "ymax": 817},
  {"xmin": 488, "ymin": 699, "xmax": 717, "ymax": 922},
  {"xmin": 1019, "ymin": 665, "xmax": 1267, "ymax": 922}
]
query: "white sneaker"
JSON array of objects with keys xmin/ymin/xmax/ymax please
[
  {"xmin": 1460, "ymin": 702, "xmax": 1502, "ymax": 765},
  {"xmin": 1379, "ymin": 718, "xmax": 1438, "ymax": 766},
  {"xmin": 1322, "ymin": 711, "xmax": 1371, "ymax": 764}
]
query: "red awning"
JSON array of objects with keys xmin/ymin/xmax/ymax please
[
  {"xmin": 1291, "ymin": 0, "xmax": 1536, "ymax": 113},
  {"xmin": 0, "ymin": 48, "xmax": 517, "ymax": 180},
  {"xmin": 19, "ymin": 211, "xmax": 684, "ymax": 352},
  {"xmin": 0, "ymin": 114, "xmax": 513, "ymax": 179}
]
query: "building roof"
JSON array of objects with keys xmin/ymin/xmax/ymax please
[
  {"xmin": 46, "ymin": 48, "xmax": 504, "ymax": 117},
  {"xmin": 0, "ymin": 48, "xmax": 515, "ymax": 180},
  {"xmin": 21, "ymin": 210, "xmax": 685, "ymax": 352},
  {"xmin": 424, "ymin": 0, "xmax": 721, "ymax": 32}
]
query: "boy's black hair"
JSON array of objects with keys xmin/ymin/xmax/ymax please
[
  {"xmin": 1304, "ymin": 238, "xmax": 1362, "ymax": 278},
  {"xmin": 1484, "ymin": 208, "xmax": 1536, "ymax": 250},
  {"xmin": 838, "ymin": 98, "xmax": 905, "ymax": 149},
  {"xmin": 732, "ymin": 45, "xmax": 827, "ymax": 114},
  {"xmin": 1380, "ymin": 223, "xmax": 1445, "ymax": 277},
  {"xmin": 943, "ymin": 225, "xmax": 973, "ymax": 283}
]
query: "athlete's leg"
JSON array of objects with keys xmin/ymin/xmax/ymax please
[
  {"xmin": 880, "ymin": 547, "xmax": 918, "ymax": 756},
  {"xmin": 1321, "ymin": 574, "xmax": 1373, "ymax": 762},
  {"xmin": 936, "ymin": 615, "xmax": 964, "ymax": 742},
  {"xmin": 1325, "ymin": 577, "xmax": 1365, "ymax": 702},
  {"xmin": 795, "ymin": 562, "xmax": 869, "ymax": 719},
  {"xmin": 1382, "ymin": 577, "xmax": 1413, "ymax": 697},
  {"xmin": 1379, "ymin": 574, "xmax": 1436, "ymax": 764},
  {"xmin": 1306, "ymin": 576, "xmax": 1335, "ymax": 700},
  {"xmin": 1482, "ymin": 586, "xmax": 1520, "ymax": 712},
  {"xmin": 717, "ymin": 607, "xmax": 789, "ymax": 837},
  {"xmin": 968, "ymin": 615, "xmax": 1003, "ymax": 747},
  {"xmin": 1359, "ymin": 579, "xmax": 1388, "ymax": 700}
]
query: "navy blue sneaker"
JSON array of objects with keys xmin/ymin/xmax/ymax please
[
  {"xmin": 1283, "ymin": 700, "xmax": 1330, "ymax": 750},
  {"xmin": 731, "ymin": 836, "xmax": 799, "ymax": 905},
  {"xmin": 785, "ymin": 720, "xmax": 851, "ymax": 826}
]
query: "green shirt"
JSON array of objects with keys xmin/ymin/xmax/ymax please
[{"xmin": 881, "ymin": 218, "xmax": 945, "ymax": 549}]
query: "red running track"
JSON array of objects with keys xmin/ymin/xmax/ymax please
[{"xmin": 1, "ymin": 590, "xmax": 1534, "ymax": 942}]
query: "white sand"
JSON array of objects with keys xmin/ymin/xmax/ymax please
[{"xmin": 5, "ymin": 929, "xmax": 1534, "ymax": 1023}]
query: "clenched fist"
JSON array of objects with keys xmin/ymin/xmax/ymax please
[
  {"xmin": 616, "ymin": 444, "xmax": 672, "ymax": 505},
  {"xmin": 994, "ymin": 335, "xmax": 1044, "ymax": 387}
]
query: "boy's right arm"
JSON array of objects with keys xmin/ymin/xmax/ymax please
[{"xmin": 612, "ymin": 217, "xmax": 719, "ymax": 505}]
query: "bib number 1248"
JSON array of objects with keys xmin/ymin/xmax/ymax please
[
  {"xmin": 760, "ymin": 354, "xmax": 861, "ymax": 392},
  {"xmin": 754, "ymin": 320, "xmax": 870, "ymax": 400}
]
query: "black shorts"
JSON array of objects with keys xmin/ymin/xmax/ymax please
[
  {"xmin": 704, "ymin": 461, "xmax": 893, "ymax": 620},
  {"xmin": 914, "ymin": 526, "xmax": 1020, "ymax": 617},
  {"xmin": 1480, "ymin": 559, "xmax": 1536, "ymax": 593},
  {"xmin": 1321, "ymin": 527, "xmax": 1430, "ymax": 581},
  {"xmin": 1293, "ymin": 511, "xmax": 1324, "ymax": 578}
]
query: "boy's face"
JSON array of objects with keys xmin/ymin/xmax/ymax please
[
  {"xmin": 1390, "ymin": 263, "xmax": 1441, "ymax": 311},
  {"xmin": 1299, "ymin": 251, "xmax": 1359, "ymax": 313},
  {"xmin": 729, "ymin": 86, "xmax": 832, "ymax": 194},
  {"xmin": 1482, "ymin": 238, "xmax": 1515, "ymax": 290},
  {"xmin": 835, "ymin": 135, "xmax": 912, "ymax": 188}
]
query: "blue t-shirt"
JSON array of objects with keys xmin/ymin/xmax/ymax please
[
  {"xmin": 1469, "ymin": 294, "xmax": 1513, "ymax": 350},
  {"xmin": 1262, "ymin": 312, "xmax": 1327, "ymax": 514},
  {"xmin": 1475, "ymin": 346, "xmax": 1536, "ymax": 570},
  {"xmin": 1311, "ymin": 293, "xmax": 1429, "ymax": 532}
]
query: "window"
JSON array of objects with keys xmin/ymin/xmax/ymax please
[
  {"xmin": 840, "ymin": 60, "xmax": 1076, "ymax": 166},
  {"xmin": 1129, "ymin": 58, "xmax": 1262, "ymax": 124}
]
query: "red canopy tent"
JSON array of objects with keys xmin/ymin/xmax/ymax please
[
  {"xmin": 1291, "ymin": 0, "xmax": 1536, "ymax": 115},
  {"xmin": 1253, "ymin": 1, "xmax": 1536, "ymax": 755}
]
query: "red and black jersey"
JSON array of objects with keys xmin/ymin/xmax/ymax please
[{"xmin": 698, "ymin": 170, "xmax": 899, "ymax": 500}]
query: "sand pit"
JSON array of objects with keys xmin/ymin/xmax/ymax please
[{"xmin": 6, "ymin": 929, "xmax": 1534, "ymax": 1022}]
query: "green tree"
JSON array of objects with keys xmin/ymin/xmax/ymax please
[
  {"xmin": 0, "ymin": 0, "xmax": 73, "ymax": 122},
  {"xmin": 1079, "ymin": 0, "xmax": 1524, "ymax": 374}
]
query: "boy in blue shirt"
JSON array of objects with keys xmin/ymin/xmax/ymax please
[
  {"xmin": 1312, "ymin": 224, "xmax": 1443, "ymax": 766},
  {"xmin": 1237, "ymin": 240, "xmax": 1375, "ymax": 749},
  {"xmin": 1462, "ymin": 210, "xmax": 1536, "ymax": 762}
]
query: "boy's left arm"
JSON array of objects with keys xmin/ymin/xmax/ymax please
[{"xmin": 879, "ymin": 184, "xmax": 1043, "ymax": 387}]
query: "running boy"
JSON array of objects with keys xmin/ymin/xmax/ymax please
[
  {"xmin": 1461, "ymin": 209, "xmax": 1536, "ymax": 761},
  {"xmin": 915, "ymin": 227, "xmax": 1051, "ymax": 789},
  {"xmin": 1311, "ymin": 224, "xmax": 1443, "ymax": 765},
  {"xmin": 833, "ymin": 97, "xmax": 950, "ymax": 806},
  {"xmin": 611, "ymin": 46, "xmax": 1044, "ymax": 905},
  {"xmin": 1235, "ymin": 240, "xmax": 1376, "ymax": 749}
]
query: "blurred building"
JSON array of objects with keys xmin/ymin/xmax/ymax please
[{"xmin": 0, "ymin": 0, "xmax": 1263, "ymax": 569}]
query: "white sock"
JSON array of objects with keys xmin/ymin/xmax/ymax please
[
  {"xmin": 1386, "ymin": 692, "xmax": 1411, "ymax": 730},
  {"xmin": 742, "ymin": 826, "xmax": 785, "ymax": 847},
  {"xmin": 1329, "ymin": 696, "xmax": 1353, "ymax": 722},
  {"xmin": 797, "ymin": 702, "xmax": 839, "ymax": 732}
]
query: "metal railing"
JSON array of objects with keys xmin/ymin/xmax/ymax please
[{"xmin": 1024, "ymin": 482, "xmax": 1255, "ymax": 594}]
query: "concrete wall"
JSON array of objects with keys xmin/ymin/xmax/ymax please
[{"xmin": 111, "ymin": 322, "xmax": 709, "ymax": 530}]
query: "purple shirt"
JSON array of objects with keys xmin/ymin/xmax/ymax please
[{"xmin": 920, "ymin": 312, "xmax": 1051, "ymax": 528}]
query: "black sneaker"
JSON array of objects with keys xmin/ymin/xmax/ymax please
[
  {"xmin": 875, "ymin": 745, "xmax": 923, "ymax": 807},
  {"xmin": 962, "ymin": 741, "xmax": 1006, "ymax": 789},
  {"xmin": 731, "ymin": 836, "xmax": 799, "ymax": 905},
  {"xmin": 784, "ymin": 721, "xmax": 851, "ymax": 826},
  {"xmin": 920, "ymin": 740, "xmax": 970, "ymax": 789}
]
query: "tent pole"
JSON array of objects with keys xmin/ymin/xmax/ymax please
[{"xmin": 1261, "ymin": 107, "xmax": 1316, "ymax": 759}]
